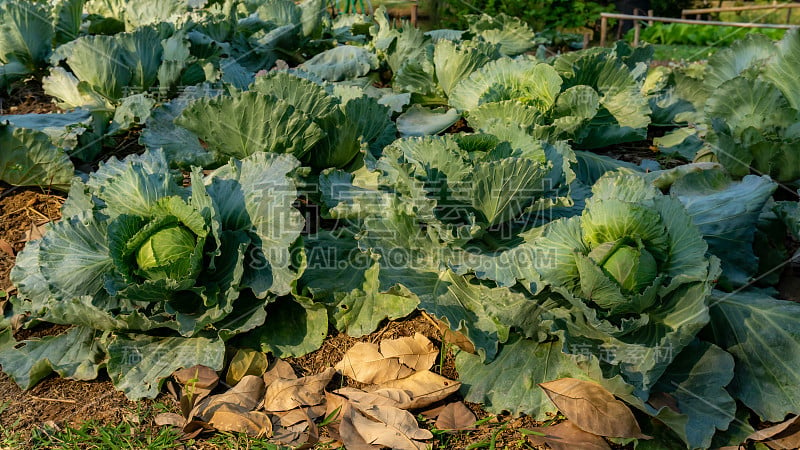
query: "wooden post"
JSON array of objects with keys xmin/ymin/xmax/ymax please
[
  {"xmin": 583, "ymin": 32, "xmax": 591, "ymax": 49},
  {"xmin": 788, "ymin": 8, "xmax": 793, "ymax": 24},
  {"xmin": 411, "ymin": 0, "xmax": 417, "ymax": 26},
  {"xmin": 600, "ymin": 15, "xmax": 608, "ymax": 47},
  {"xmin": 648, "ymin": 9, "xmax": 654, "ymax": 26},
  {"xmin": 633, "ymin": 19, "xmax": 641, "ymax": 46}
]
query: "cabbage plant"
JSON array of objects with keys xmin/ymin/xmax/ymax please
[
  {"xmin": 151, "ymin": 71, "xmax": 396, "ymax": 171},
  {"xmin": 668, "ymin": 31, "xmax": 800, "ymax": 182},
  {"xmin": 0, "ymin": 150, "xmax": 320, "ymax": 399},
  {"xmin": 447, "ymin": 45, "xmax": 652, "ymax": 149},
  {"xmin": 305, "ymin": 131, "xmax": 575, "ymax": 358},
  {"xmin": 370, "ymin": 7, "xmax": 533, "ymax": 107},
  {"xmin": 533, "ymin": 173, "xmax": 720, "ymax": 394},
  {"xmin": 0, "ymin": 0, "xmax": 83, "ymax": 87},
  {"xmin": 0, "ymin": 110, "xmax": 98, "ymax": 190},
  {"xmin": 455, "ymin": 172, "xmax": 727, "ymax": 448},
  {"xmin": 43, "ymin": 25, "xmax": 191, "ymax": 110}
]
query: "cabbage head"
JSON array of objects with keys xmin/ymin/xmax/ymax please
[
  {"xmin": 534, "ymin": 173, "xmax": 720, "ymax": 395},
  {"xmin": 1, "ymin": 150, "xmax": 315, "ymax": 399}
]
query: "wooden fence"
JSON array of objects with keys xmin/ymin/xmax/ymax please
[
  {"xmin": 681, "ymin": 3, "xmax": 800, "ymax": 21},
  {"xmin": 599, "ymin": 11, "xmax": 799, "ymax": 46}
]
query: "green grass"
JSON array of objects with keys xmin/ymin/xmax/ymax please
[
  {"xmin": 0, "ymin": 398, "xmax": 334, "ymax": 449},
  {"xmin": 0, "ymin": 401, "xmax": 183, "ymax": 450},
  {"xmin": 27, "ymin": 420, "xmax": 184, "ymax": 450},
  {"xmin": 651, "ymin": 44, "xmax": 721, "ymax": 62},
  {"xmin": 0, "ymin": 403, "xmax": 24, "ymax": 448},
  {"xmin": 202, "ymin": 432, "xmax": 289, "ymax": 449}
]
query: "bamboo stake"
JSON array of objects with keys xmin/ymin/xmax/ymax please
[
  {"xmin": 600, "ymin": 12, "xmax": 799, "ymax": 30},
  {"xmin": 683, "ymin": 2, "xmax": 800, "ymax": 16}
]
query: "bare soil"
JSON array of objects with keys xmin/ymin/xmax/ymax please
[
  {"xmin": 0, "ymin": 77, "xmax": 60, "ymax": 115},
  {"xmin": 0, "ymin": 372, "xmax": 142, "ymax": 439},
  {"xmin": 0, "ymin": 185, "xmax": 64, "ymax": 293}
]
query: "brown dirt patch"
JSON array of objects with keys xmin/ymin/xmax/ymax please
[
  {"xmin": 104, "ymin": 128, "xmax": 146, "ymax": 162},
  {"xmin": 0, "ymin": 185, "xmax": 64, "ymax": 293},
  {"xmin": 0, "ymin": 77, "xmax": 60, "ymax": 115},
  {"xmin": 0, "ymin": 372, "xmax": 138, "ymax": 440},
  {"xmin": 598, "ymin": 137, "xmax": 686, "ymax": 170}
]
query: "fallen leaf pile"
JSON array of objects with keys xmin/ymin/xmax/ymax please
[
  {"xmin": 155, "ymin": 333, "xmax": 472, "ymax": 448},
  {"xmin": 156, "ymin": 337, "xmax": 671, "ymax": 449}
]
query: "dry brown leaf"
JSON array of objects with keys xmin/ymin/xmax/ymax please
[
  {"xmin": 182, "ymin": 420, "xmax": 215, "ymax": 440},
  {"xmin": 164, "ymin": 380, "xmax": 181, "ymax": 402},
  {"xmin": 364, "ymin": 388, "xmax": 417, "ymax": 408},
  {"xmin": 339, "ymin": 403, "xmax": 378, "ymax": 450},
  {"xmin": 437, "ymin": 320, "xmax": 476, "ymax": 354},
  {"xmin": 380, "ymin": 333, "xmax": 438, "ymax": 372},
  {"xmin": 335, "ymin": 342, "xmax": 413, "ymax": 384},
  {"xmin": 526, "ymin": 421, "xmax": 611, "ymax": 450},
  {"xmin": 173, "ymin": 365, "xmax": 219, "ymax": 409},
  {"xmin": 173, "ymin": 365, "xmax": 219, "ymax": 390},
  {"xmin": 180, "ymin": 391, "xmax": 198, "ymax": 418},
  {"xmin": 307, "ymin": 403, "xmax": 327, "ymax": 420},
  {"xmin": 263, "ymin": 358, "xmax": 298, "ymax": 387},
  {"xmin": 24, "ymin": 222, "xmax": 46, "ymax": 242},
  {"xmin": 273, "ymin": 408, "xmax": 312, "ymax": 428},
  {"xmin": 325, "ymin": 392, "xmax": 346, "ymax": 422},
  {"xmin": 647, "ymin": 391, "xmax": 679, "ymax": 413},
  {"xmin": 0, "ymin": 239, "xmax": 15, "ymax": 256},
  {"xmin": 271, "ymin": 424, "xmax": 307, "ymax": 448},
  {"xmin": 154, "ymin": 413, "xmax": 186, "ymax": 428},
  {"xmin": 226, "ymin": 348, "xmax": 268, "ymax": 386},
  {"xmin": 8, "ymin": 313, "xmax": 25, "ymax": 333},
  {"xmin": 746, "ymin": 415, "xmax": 800, "ymax": 449},
  {"xmin": 539, "ymin": 378, "xmax": 649, "ymax": 439},
  {"xmin": 375, "ymin": 370, "xmax": 461, "ymax": 410},
  {"xmin": 271, "ymin": 408, "xmax": 319, "ymax": 448},
  {"xmin": 198, "ymin": 375, "xmax": 265, "ymax": 420},
  {"xmin": 335, "ymin": 387, "xmax": 413, "ymax": 409},
  {"xmin": 207, "ymin": 404, "xmax": 272, "ymax": 437},
  {"xmin": 350, "ymin": 403, "xmax": 433, "ymax": 450},
  {"xmin": 324, "ymin": 392, "xmax": 347, "ymax": 445},
  {"xmin": 434, "ymin": 402, "xmax": 477, "ymax": 431},
  {"xmin": 263, "ymin": 367, "xmax": 335, "ymax": 412},
  {"xmin": 303, "ymin": 418, "xmax": 320, "ymax": 449},
  {"xmin": 418, "ymin": 404, "xmax": 447, "ymax": 420}
]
